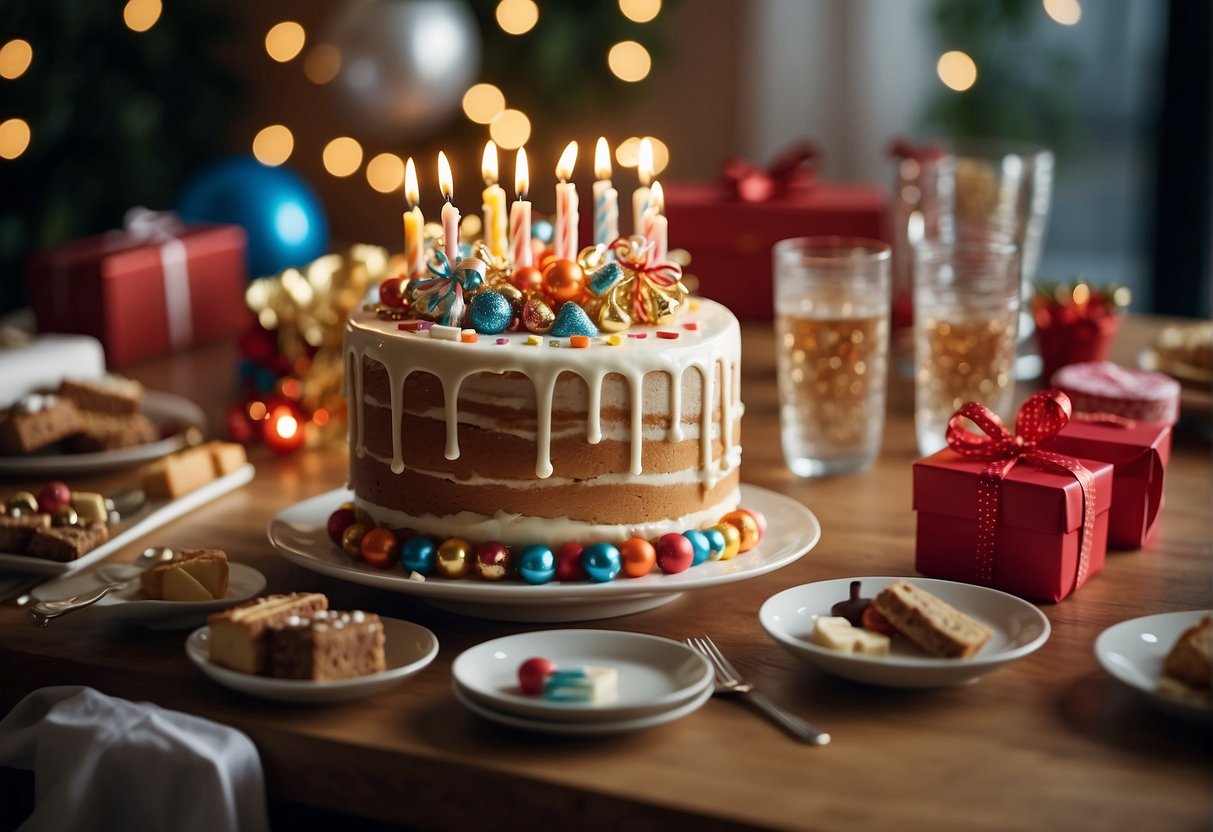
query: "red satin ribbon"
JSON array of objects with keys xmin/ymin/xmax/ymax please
[
  {"xmin": 945, "ymin": 389, "xmax": 1096, "ymax": 588},
  {"xmin": 721, "ymin": 141, "xmax": 819, "ymax": 202}
]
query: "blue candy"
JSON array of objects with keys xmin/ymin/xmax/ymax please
[
  {"xmin": 581, "ymin": 542, "xmax": 621, "ymax": 583},
  {"xmin": 400, "ymin": 536, "xmax": 437, "ymax": 574},
  {"xmin": 518, "ymin": 544, "xmax": 556, "ymax": 584},
  {"xmin": 682, "ymin": 530, "xmax": 711, "ymax": 566},
  {"xmin": 550, "ymin": 302, "xmax": 598, "ymax": 338},
  {"xmin": 532, "ymin": 217, "xmax": 554, "ymax": 245},
  {"xmin": 587, "ymin": 262, "xmax": 624, "ymax": 296},
  {"xmin": 466, "ymin": 290, "xmax": 512, "ymax": 334},
  {"xmin": 703, "ymin": 527, "xmax": 727, "ymax": 560}
]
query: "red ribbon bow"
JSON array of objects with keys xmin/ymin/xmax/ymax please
[
  {"xmin": 945, "ymin": 389, "xmax": 1096, "ymax": 589},
  {"xmin": 612, "ymin": 236, "xmax": 684, "ymax": 325},
  {"xmin": 721, "ymin": 141, "xmax": 819, "ymax": 202}
]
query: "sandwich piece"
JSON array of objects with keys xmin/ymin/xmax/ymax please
[
  {"xmin": 141, "ymin": 548, "xmax": 230, "ymax": 601},
  {"xmin": 1160, "ymin": 615, "xmax": 1211, "ymax": 698},
  {"xmin": 871, "ymin": 580, "xmax": 993, "ymax": 659},
  {"xmin": 267, "ymin": 610, "xmax": 387, "ymax": 681},
  {"xmin": 207, "ymin": 593, "xmax": 329, "ymax": 675}
]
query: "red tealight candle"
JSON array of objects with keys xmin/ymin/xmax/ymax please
[{"xmin": 262, "ymin": 403, "xmax": 306, "ymax": 454}]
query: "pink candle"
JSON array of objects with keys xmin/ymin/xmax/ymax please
[
  {"xmin": 509, "ymin": 147, "xmax": 532, "ymax": 267},
  {"xmin": 554, "ymin": 141, "xmax": 578, "ymax": 261},
  {"xmin": 643, "ymin": 180, "xmax": 668, "ymax": 261},
  {"xmin": 437, "ymin": 151, "xmax": 460, "ymax": 262},
  {"xmin": 632, "ymin": 137, "xmax": 654, "ymax": 236}
]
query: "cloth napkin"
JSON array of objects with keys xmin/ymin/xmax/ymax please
[{"xmin": 0, "ymin": 686, "xmax": 268, "ymax": 832}]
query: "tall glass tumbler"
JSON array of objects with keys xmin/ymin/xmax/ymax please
[
  {"xmin": 774, "ymin": 238, "xmax": 891, "ymax": 477},
  {"xmin": 914, "ymin": 241, "xmax": 1021, "ymax": 456}
]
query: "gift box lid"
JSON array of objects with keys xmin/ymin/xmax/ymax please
[
  {"xmin": 29, "ymin": 223, "xmax": 246, "ymax": 274},
  {"xmin": 664, "ymin": 180, "xmax": 889, "ymax": 217},
  {"xmin": 913, "ymin": 450, "xmax": 1114, "ymax": 535},
  {"xmin": 1040, "ymin": 419, "xmax": 1171, "ymax": 468}
]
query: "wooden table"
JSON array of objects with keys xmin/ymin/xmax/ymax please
[{"xmin": 1, "ymin": 317, "xmax": 1209, "ymax": 831}]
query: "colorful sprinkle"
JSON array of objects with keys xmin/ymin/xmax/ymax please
[
  {"xmin": 549, "ymin": 339, "xmax": 560, "ymax": 347},
  {"xmin": 628, "ymin": 332, "xmax": 648, "ymax": 339},
  {"xmin": 606, "ymin": 334, "xmax": 622, "ymax": 346},
  {"xmin": 657, "ymin": 330, "xmax": 679, "ymax": 340},
  {"xmin": 398, "ymin": 321, "xmax": 423, "ymax": 331},
  {"xmin": 570, "ymin": 335, "xmax": 590, "ymax": 349},
  {"xmin": 460, "ymin": 329, "xmax": 478, "ymax": 343},
  {"xmin": 683, "ymin": 321, "xmax": 699, "ymax": 331},
  {"xmin": 430, "ymin": 324, "xmax": 461, "ymax": 341},
  {"xmin": 495, "ymin": 337, "xmax": 510, "ymax": 345},
  {"xmin": 526, "ymin": 335, "xmax": 542, "ymax": 346}
]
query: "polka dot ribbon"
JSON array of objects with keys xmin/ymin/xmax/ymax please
[{"xmin": 945, "ymin": 389, "xmax": 1096, "ymax": 588}]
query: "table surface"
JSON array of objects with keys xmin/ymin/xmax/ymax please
[{"xmin": 1, "ymin": 316, "xmax": 1209, "ymax": 832}]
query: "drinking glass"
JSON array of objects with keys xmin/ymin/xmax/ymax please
[
  {"xmin": 914, "ymin": 241, "xmax": 1021, "ymax": 456},
  {"xmin": 774, "ymin": 237, "xmax": 891, "ymax": 477}
]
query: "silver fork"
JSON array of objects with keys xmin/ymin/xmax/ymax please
[{"xmin": 686, "ymin": 636, "xmax": 830, "ymax": 746}]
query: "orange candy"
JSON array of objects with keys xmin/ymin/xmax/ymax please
[
  {"xmin": 541, "ymin": 259, "xmax": 586, "ymax": 306},
  {"xmin": 720, "ymin": 510, "xmax": 761, "ymax": 553},
  {"xmin": 619, "ymin": 537, "xmax": 656, "ymax": 578},
  {"xmin": 360, "ymin": 527, "xmax": 398, "ymax": 569},
  {"xmin": 712, "ymin": 522, "xmax": 741, "ymax": 560},
  {"xmin": 510, "ymin": 265, "xmax": 544, "ymax": 293}
]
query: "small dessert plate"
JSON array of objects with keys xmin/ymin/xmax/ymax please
[
  {"xmin": 30, "ymin": 563, "xmax": 266, "ymax": 629},
  {"xmin": 186, "ymin": 617, "xmax": 439, "ymax": 704},
  {"xmin": 452, "ymin": 629, "xmax": 713, "ymax": 722},
  {"xmin": 760, "ymin": 577, "xmax": 1051, "ymax": 688},
  {"xmin": 1094, "ymin": 610, "xmax": 1211, "ymax": 721},
  {"xmin": 454, "ymin": 679, "xmax": 713, "ymax": 736}
]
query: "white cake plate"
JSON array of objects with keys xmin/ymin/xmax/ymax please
[{"xmin": 267, "ymin": 484, "xmax": 821, "ymax": 622}]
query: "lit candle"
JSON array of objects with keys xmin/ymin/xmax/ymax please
[
  {"xmin": 632, "ymin": 137, "xmax": 654, "ymax": 236},
  {"xmin": 592, "ymin": 137, "xmax": 619, "ymax": 247},
  {"xmin": 403, "ymin": 158, "xmax": 425, "ymax": 279},
  {"xmin": 643, "ymin": 180, "xmax": 668, "ymax": 261},
  {"xmin": 437, "ymin": 151, "xmax": 460, "ymax": 263},
  {"xmin": 554, "ymin": 141, "xmax": 579, "ymax": 261},
  {"xmin": 481, "ymin": 141, "xmax": 508, "ymax": 259},
  {"xmin": 509, "ymin": 147, "xmax": 532, "ymax": 267}
]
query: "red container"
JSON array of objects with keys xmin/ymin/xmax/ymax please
[
  {"xmin": 27, "ymin": 223, "xmax": 249, "ymax": 367},
  {"xmin": 1035, "ymin": 314, "xmax": 1121, "ymax": 382},
  {"xmin": 913, "ymin": 450, "xmax": 1113, "ymax": 602},
  {"xmin": 1038, "ymin": 419, "xmax": 1171, "ymax": 550},
  {"xmin": 663, "ymin": 181, "xmax": 891, "ymax": 320}
]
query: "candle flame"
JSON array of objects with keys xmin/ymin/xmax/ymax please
[
  {"xmin": 438, "ymin": 151, "xmax": 453, "ymax": 200},
  {"xmin": 556, "ymin": 141, "xmax": 578, "ymax": 182},
  {"xmin": 594, "ymin": 137, "xmax": 612, "ymax": 181},
  {"xmin": 515, "ymin": 146, "xmax": 529, "ymax": 199},
  {"xmin": 404, "ymin": 157, "xmax": 419, "ymax": 207},
  {"xmin": 638, "ymin": 137, "xmax": 654, "ymax": 186},
  {"xmin": 481, "ymin": 141, "xmax": 498, "ymax": 186},
  {"xmin": 650, "ymin": 180, "xmax": 664, "ymax": 212}
]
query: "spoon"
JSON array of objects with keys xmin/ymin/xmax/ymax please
[{"xmin": 25, "ymin": 547, "xmax": 176, "ymax": 627}]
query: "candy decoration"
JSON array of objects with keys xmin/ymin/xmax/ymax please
[
  {"xmin": 587, "ymin": 261, "xmax": 624, "ymax": 296},
  {"xmin": 712, "ymin": 522, "xmax": 741, "ymax": 560},
  {"xmin": 619, "ymin": 537, "xmax": 657, "ymax": 578},
  {"xmin": 52, "ymin": 507, "xmax": 79, "ymax": 527},
  {"xmin": 703, "ymin": 527, "xmax": 727, "ymax": 561},
  {"xmin": 720, "ymin": 510, "xmax": 761, "ymax": 553},
  {"xmin": 400, "ymin": 536, "xmax": 437, "ymax": 574},
  {"xmin": 326, "ymin": 507, "xmax": 357, "ymax": 545},
  {"xmin": 474, "ymin": 541, "xmax": 513, "ymax": 581},
  {"xmin": 741, "ymin": 508, "xmax": 768, "ymax": 543},
  {"xmin": 522, "ymin": 296, "xmax": 556, "ymax": 334},
  {"xmin": 37, "ymin": 482, "xmax": 71, "ymax": 515},
  {"xmin": 554, "ymin": 543, "xmax": 587, "ymax": 581},
  {"xmin": 341, "ymin": 522, "xmax": 370, "ymax": 559},
  {"xmin": 466, "ymin": 290, "xmax": 513, "ymax": 335},
  {"xmin": 518, "ymin": 657, "xmax": 555, "ymax": 695},
  {"xmin": 410, "ymin": 252, "xmax": 485, "ymax": 327},
  {"xmin": 379, "ymin": 277, "xmax": 408, "ymax": 309},
  {"xmin": 510, "ymin": 264, "xmax": 544, "ymax": 294},
  {"xmin": 541, "ymin": 259, "xmax": 586, "ymax": 307},
  {"xmin": 581, "ymin": 542, "xmax": 621, "ymax": 583},
  {"xmin": 582, "ymin": 235, "xmax": 688, "ymax": 332},
  {"xmin": 436, "ymin": 537, "xmax": 475, "ymax": 578},
  {"xmin": 654, "ymin": 532, "xmax": 694, "ymax": 574},
  {"xmin": 549, "ymin": 302, "xmax": 599, "ymax": 338},
  {"xmin": 360, "ymin": 527, "xmax": 398, "ymax": 569},
  {"xmin": 518, "ymin": 544, "xmax": 556, "ymax": 584},
  {"xmin": 7, "ymin": 491, "xmax": 38, "ymax": 516},
  {"xmin": 430, "ymin": 324, "xmax": 461, "ymax": 341},
  {"xmin": 682, "ymin": 530, "xmax": 711, "ymax": 566}
]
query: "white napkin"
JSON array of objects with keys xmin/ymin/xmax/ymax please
[{"xmin": 0, "ymin": 686, "xmax": 268, "ymax": 832}]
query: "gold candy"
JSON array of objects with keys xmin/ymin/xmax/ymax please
[
  {"xmin": 6, "ymin": 491, "xmax": 38, "ymax": 516},
  {"xmin": 436, "ymin": 537, "xmax": 475, "ymax": 579},
  {"xmin": 522, "ymin": 296, "xmax": 555, "ymax": 334},
  {"xmin": 342, "ymin": 522, "xmax": 370, "ymax": 559},
  {"xmin": 52, "ymin": 507, "xmax": 79, "ymax": 527}
]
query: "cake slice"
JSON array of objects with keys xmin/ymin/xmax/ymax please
[
  {"xmin": 1161, "ymin": 616, "xmax": 1211, "ymax": 694},
  {"xmin": 68, "ymin": 411, "xmax": 159, "ymax": 453},
  {"xmin": 24, "ymin": 522, "xmax": 109, "ymax": 563},
  {"xmin": 871, "ymin": 581, "xmax": 993, "ymax": 659},
  {"xmin": 206, "ymin": 440, "xmax": 248, "ymax": 476},
  {"xmin": 267, "ymin": 610, "xmax": 387, "ymax": 681},
  {"xmin": 141, "ymin": 548, "xmax": 229, "ymax": 601},
  {"xmin": 59, "ymin": 376, "xmax": 144, "ymax": 414},
  {"xmin": 144, "ymin": 445, "xmax": 216, "ymax": 499},
  {"xmin": 0, "ymin": 395, "xmax": 84, "ymax": 455},
  {"xmin": 207, "ymin": 593, "xmax": 329, "ymax": 675}
]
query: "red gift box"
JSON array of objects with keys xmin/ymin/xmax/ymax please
[
  {"xmin": 913, "ymin": 450, "xmax": 1113, "ymax": 602},
  {"xmin": 1038, "ymin": 418, "xmax": 1170, "ymax": 550},
  {"xmin": 27, "ymin": 210, "xmax": 248, "ymax": 367},
  {"xmin": 663, "ymin": 180, "xmax": 891, "ymax": 320},
  {"xmin": 1051, "ymin": 361, "xmax": 1181, "ymax": 425}
]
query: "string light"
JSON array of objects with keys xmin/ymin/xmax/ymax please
[
  {"xmin": 323, "ymin": 137, "xmax": 363, "ymax": 177},
  {"xmin": 462, "ymin": 83, "xmax": 506, "ymax": 124},
  {"xmin": 303, "ymin": 44, "xmax": 341, "ymax": 84},
  {"xmin": 0, "ymin": 118, "xmax": 30, "ymax": 160},
  {"xmin": 615, "ymin": 136, "xmax": 669, "ymax": 175},
  {"xmin": 0, "ymin": 40, "xmax": 33, "ymax": 80},
  {"xmin": 265, "ymin": 21, "xmax": 306, "ymax": 63},
  {"xmin": 608, "ymin": 41, "xmax": 652, "ymax": 82},
  {"xmin": 366, "ymin": 153, "xmax": 406, "ymax": 193},
  {"xmin": 496, "ymin": 0, "xmax": 539, "ymax": 35},
  {"xmin": 1043, "ymin": 0, "xmax": 1082, "ymax": 25},
  {"xmin": 489, "ymin": 109, "xmax": 531, "ymax": 150},
  {"xmin": 619, "ymin": 0, "xmax": 662, "ymax": 23},
  {"xmin": 252, "ymin": 124, "xmax": 294, "ymax": 167},
  {"xmin": 937, "ymin": 50, "xmax": 977, "ymax": 92},
  {"xmin": 123, "ymin": 0, "xmax": 162, "ymax": 33}
]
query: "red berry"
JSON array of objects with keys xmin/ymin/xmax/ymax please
[
  {"xmin": 654, "ymin": 532, "xmax": 694, "ymax": 574},
  {"xmin": 379, "ymin": 277, "xmax": 407, "ymax": 308},
  {"xmin": 327, "ymin": 507, "xmax": 357, "ymax": 545},
  {"xmin": 37, "ymin": 481, "xmax": 71, "ymax": 514},
  {"xmin": 518, "ymin": 657, "xmax": 555, "ymax": 695},
  {"xmin": 862, "ymin": 605, "xmax": 900, "ymax": 638},
  {"xmin": 553, "ymin": 543, "xmax": 587, "ymax": 581}
]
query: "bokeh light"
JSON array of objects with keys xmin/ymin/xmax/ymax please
[
  {"xmin": 366, "ymin": 153, "xmax": 406, "ymax": 194},
  {"xmin": 489, "ymin": 109, "xmax": 532, "ymax": 150},
  {"xmin": 0, "ymin": 40, "xmax": 33, "ymax": 80},
  {"xmin": 936, "ymin": 50, "xmax": 978, "ymax": 92},
  {"xmin": 608, "ymin": 41, "xmax": 652, "ymax": 82},
  {"xmin": 0, "ymin": 118, "xmax": 31, "ymax": 160},
  {"xmin": 323, "ymin": 137, "xmax": 364, "ymax": 177},
  {"xmin": 252, "ymin": 125, "xmax": 294, "ymax": 167},
  {"xmin": 303, "ymin": 44, "xmax": 341, "ymax": 84},
  {"xmin": 619, "ymin": 0, "xmax": 662, "ymax": 23},
  {"xmin": 615, "ymin": 136, "xmax": 669, "ymax": 175},
  {"xmin": 123, "ymin": 0, "xmax": 162, "ymax": 33},
  {"xmin": 1043, "ymin": 0, "xmax": 1082, "ymax": 25},
  {"xmin": 496, "ymin": 0, "xmax": 539, "ymax": 35},
  {"xmin": 265, "ymin": 21, "xmax": 306, "ymax": 63},
  {"xmin": 462, "ymin": 83, "xmax": 506, "ymax": 124}
]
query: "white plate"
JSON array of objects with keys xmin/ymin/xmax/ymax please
[
  {"xmin": 1094, "ymin": 610, "xmax": 1211, "ymax": 720},
  {"xmin": 452, "ymin": 629, "xmax": 712, "ymax": 723},
  {"xmin": 186, "ymin": 616, "xmax": 439, "ymax": 703},
  {"xmin": 453, "ymin": 678, "xmax": 713, "ymax": 736},
  {"xmin": 0, "ymin": 391, "xmax": 207, "ymax": 476},
  {"xmin": 0, "ymin": 463, "xmax": 256, "ymax": 575},
  {"xmin": 29, "ymin": 563, "xmax": 266, "ymax": 629},
  {"xmin": 760, "ymin": 577, "xmax": 1051, "ymax": 688},
  {"xmin": 268, "ymin": 484, "xmax": 821, "ymax": 622}
]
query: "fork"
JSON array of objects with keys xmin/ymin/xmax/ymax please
[{"xmin": 686, "ymin": 636, "xmax": 831, "ymax": 746}]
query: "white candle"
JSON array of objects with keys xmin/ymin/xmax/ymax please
[
  {"xmin": 437, "ymin": 151, "xmax": 460, "ymax": 263},
  {"xmin": 554, "ymin": 141, "xmax": 579, "ymax": 261},
  {"xmin": 632, "ymin": 137, "xmax": 654, "ymax": 236},
  {"xmin": 592, "ymin": 137, "xmax": 618, "ymax": 247},
  {"xmin": 643, "ymin": 180, "xmax": 668, "ymax": 261},
  {"xmin": 403, "ymin": 158, "xmax": 425, "ymax": 279},
  {"xmin": 481, "ymin": 141, "xmax": 508, "ymax": 259},
  {"xmin": 509, "ymin": 147, "xmax": 532, "ymax": 267}
]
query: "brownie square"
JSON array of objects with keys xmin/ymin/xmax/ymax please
[
  {"xmin": 24, "ymin": 523, "xmax": 109, "ymax": 562},
  {"xmin": 268, "ymin": 611, "xmax": 386, "ymax": 681}
]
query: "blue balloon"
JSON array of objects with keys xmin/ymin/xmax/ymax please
[{"xmin": 177, "ymin": 155, "xmax": 330, "ymax": 279}]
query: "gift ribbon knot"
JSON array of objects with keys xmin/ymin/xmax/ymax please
[
  {"xmin": 612, "ymin": 236, "xmax": 684, "ymax": 325},
  {"xmin": 945, "ymin": 389, "xmax": 1096, "ymax": 589},
  {"xmin": 411, "ymin": 252, "xmax": 485, "ymax": 327},
  {"xmin": 721, "ymin": 141, "xmax": 819, "ymax": 203}
]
